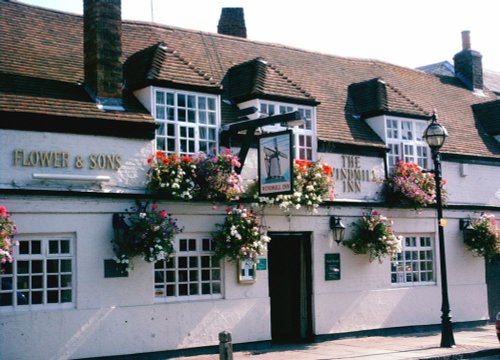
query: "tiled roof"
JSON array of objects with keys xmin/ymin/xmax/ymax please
[
  {"xmin": 349, "ymin": 78, "xmax": 429, "ymax": 119},
  {"xmin": 0, "ymin": 1, "xmax": 499, "ymax": 158},
  {"xmin": 124, "ymin": 42, "xmax": 222, "ymax": 91},
  {"xmin": 473, "ymin": 100, "xmax": 500, "ymax": 135},
  {"xmin": 226, "ymin": 57, "xmax": 317, "ymax": 104},
  {"xmin": 419, "ymin": 61, "xmax": 500, "ymax": 95}
]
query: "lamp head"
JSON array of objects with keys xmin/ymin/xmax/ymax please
[
  {"xmin": 423, "ymin": 111, "xmax": 448, "ymax": 151},
  {"xmin": 330, "ymin": 216, "xmax": 346, "ymax": 245}
]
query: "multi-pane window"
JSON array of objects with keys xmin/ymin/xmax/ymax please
[
  {"xmin": 260, "ymin": 101, "xmax": 315, "ymax": 161},
  {"xmin": 154, "ymin": 235, "xmax": 222, "ymax": 301},
  {"xmin": 391, "ymin": 235, "xmax": 434, "ymax": 285},
  {"xmin": 155, "ymin": 89, "xmax": 219, "ymax": 155},
  {"xmin": 386, "ymin": 118, "xmax": 430, "ymax": 171},
  {"xmin": 0, "ymin": 236, "xmax": 74, "ymax": 309}
]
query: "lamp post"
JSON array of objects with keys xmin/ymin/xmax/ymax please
[{"xmin": 423, "ymin": 111, "xmax": 455, "ymax": 348}]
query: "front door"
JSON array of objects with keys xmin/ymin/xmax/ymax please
[{"xmin": 268, "ymin": 232, "xmax": 313, "ymax": 343}]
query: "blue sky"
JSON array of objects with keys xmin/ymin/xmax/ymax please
[{"xmin": 19, "ymin": 0, "xmax": 500, "ymax": 72}]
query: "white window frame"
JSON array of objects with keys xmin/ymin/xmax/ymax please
[
  {"xmin": 154, "ymin": 88, "xmax": 221, "ymax": 156},
  {"xmin": 154, "ymin": 234, "xmax": 223, "ymax": 302},
  {"xmin": 385, "ymin": 117, "xmax": 430, "ymax": 172},
  {"xmin": 259, "ymin": 100, "xmax": 316, "ymax": 161},
  {"xmin": 391, "ymin": 234, "xmax": 435, "ymax": 287},
  {"xmin": 0, "ymin": 234, "xmax": 75, "ymax": 312}
]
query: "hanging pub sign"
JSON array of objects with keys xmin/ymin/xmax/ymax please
[{"xmin": 258, "ymin": 130, "xmax": 294, "ymax": 196}]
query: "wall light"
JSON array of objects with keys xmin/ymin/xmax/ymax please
[
  {"xmin": 460, "ymin": 218, "xmax": 475, "ymax": 242},
  {"xmin": 330, "ymin": 216, "xmax": 346, "ymax": 245}
]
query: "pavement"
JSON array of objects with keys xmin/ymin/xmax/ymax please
[{"xmin": 169, "ymin": 324, "xmax": 500, "ymax": 360}]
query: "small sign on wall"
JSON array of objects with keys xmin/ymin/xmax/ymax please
[
  {"xmin": 256, "ymin": 258, "xmax": 267, "ymax": 270},
  {"xmin": 238, "ymin": 258, "xmax": 256, "ymax": 284},
  {"xmin": 325, "ymin": 253, "xmax": 341, "ymax": 281}
]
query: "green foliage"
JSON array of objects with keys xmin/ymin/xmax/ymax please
[
  {"xmin": 343, "ymin": 210, "xmax": 402, "ymax": 263},
  {"xmin": 464, "ymin": 213, "xmax": 500, "ymax": 260}
]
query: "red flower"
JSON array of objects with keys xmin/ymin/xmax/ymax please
[
  {"xmin": 0, "ymin": 206, "xmax": 6, "ymax": 217},
  {"xmin": 323, "ymin": 164, "xmax": 333, "ymax": 176},
  {"xmin": 156, "ymin": 150, "xmax": 164, "ymax": 159},
  {"xmin": 159, "ymin": 210, "xmax": 168, "ymax": 218},
  {"xmin": 147, "ymin": 157, "xmax": 154, "ymax": 164},
  {"xmin": 152, "ymin": 204, "xmax": 158, "ymax": 210},
  {"xmin": 163, "ymin": 158, "xmax": 170, "ymax": 165},
  {"xmin": 182, "ymin": 155, "xmax": 191, "ymax": 163}
]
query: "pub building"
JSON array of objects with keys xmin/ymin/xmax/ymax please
[{"xmin": 0, "ymin": 1, "xmax": 499, "ymax": 359}]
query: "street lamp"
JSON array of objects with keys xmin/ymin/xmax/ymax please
[{"xmin": 423, "ymin": 111, "xmax": 456, "ymax": 348}]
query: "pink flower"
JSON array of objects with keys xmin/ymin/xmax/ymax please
[
  {"xmin": 159, "ymin": 210, "xmax": 167, "ymax": 218},
  {"xmin": 0, "ymin": 206, "xmax": 6, "ymax": 217},
  {"xmin": 152, "ymin": 204, "xmax": 158, "ymax": 210}
]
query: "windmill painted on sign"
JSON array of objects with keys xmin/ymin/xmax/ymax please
[{"xmin": 263, "ymin": 137, "xmax": 287, "ymax": 181}]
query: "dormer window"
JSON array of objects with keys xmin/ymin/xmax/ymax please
[
  {"xmin": 154, "ymin": 88, "xmax": 220, "ymax": 155},
  {"xmin": 260, "ymin": 100, "xmax": 315, "ymax": 161},
  {"xmin": 385, "ymin": 117, "xmax": 430, "ymax": 171}
]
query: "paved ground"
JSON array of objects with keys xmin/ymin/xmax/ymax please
[{"xmin": 169, "ymin": 324, "xmax": 500, "ymax": 360}]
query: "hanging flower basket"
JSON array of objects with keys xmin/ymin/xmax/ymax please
[
  {"xmin": 343, "ymin": 210, "xmax": 402, "ymax": 263},
  {"xmin": 195, "ymin": 149, "xmax": 245, "ymax": 202},
  {"xmin": 112, "ymin": 202, "xmax": 182, "ymax": 271},
  {"xmin": 0, "ymin": 205, "xmax": 17, "ymax": 271},
  {"xmin": 251, "ymin": 159, "xmax": 334, "ymax": 213},
  {"xmin": 463, "ymin": 213, "xmax": 500, "ymax": 260},
  {"xmin": 212, "ymin": 205, "xmax": 270, "ymax": 262},
  {"xmin": 384, "ymin": 161, "xmax": 447, "ymax": 210},
  {"xmin": 147, "ymin": 149, "xmax": 244, "ymax": 202},
  {"xmin": 147, "ymin": 151, "xmax": 198, "ymax": 200}
]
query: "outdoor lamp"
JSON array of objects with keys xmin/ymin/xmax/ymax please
[
  {"xmin": 423, "ymin": 110, "xmax": 455, "ymax": 348},
  {"xmin": 460, "ymin": 218, "xmax": 475, "ymax": 242},
  {"xmin": 330, "ymin": 216, "xmax": 346, "ymax": 245},
  {"xmin": 423, "ymin": 111, "xmax": 448, "ymax": 151}
]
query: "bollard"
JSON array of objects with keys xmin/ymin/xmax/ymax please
[{"xmin": 218, "ymin": 330, "xmax": 233, "ymax": 360}]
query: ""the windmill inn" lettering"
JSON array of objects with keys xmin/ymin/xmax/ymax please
[{"xmin": 335, "ymin": 155, "xmax": 377, "ymax": 192}]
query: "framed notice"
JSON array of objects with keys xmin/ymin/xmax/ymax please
[
  {"xmin": 325, "ymin": 253, "xmax": 341, "ymax": 281},
  {"xmin": 258, "ymin": 130, "xmax": 294, "ymax": 196},
  {"xmin": 238, "ymin": 258, "xmax": 256, "ymax": 284}
]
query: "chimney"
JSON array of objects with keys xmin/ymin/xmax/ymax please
[
  {"xmin": 453, "ymin": 30, "xmax": 483, "ymax": 91},
  {"xmin": 84, "ymin": 0, "xmax": 124, "ymax": 110},
  {"xmin": 217, "ymin": 8, "xmax": 247, "ymax": 38}
]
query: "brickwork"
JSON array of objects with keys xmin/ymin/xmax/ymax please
[
  {"xmin": 83, "ymin": 0, "xmax": 122, "ymax": 100},
  {"xmin": 217, "ymin": 8, "xmax": 247, "ymax": 38}
]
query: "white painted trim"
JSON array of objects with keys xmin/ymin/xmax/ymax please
[{"xmin": 32, "ymin": 173, "xmax": 111, "ymax": 182}]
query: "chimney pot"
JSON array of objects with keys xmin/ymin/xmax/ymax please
[
  {"xmin": 462, "ymin": 30, "xmax": 471, "ymax": 50},
  {"xmin": 217, "ymin": 8, "xmax": 247, "ymax": 38}
]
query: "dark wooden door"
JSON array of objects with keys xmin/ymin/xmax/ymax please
[{"xmin": 268, "ymin": 232, "xmax": 312, "ymax": 343}]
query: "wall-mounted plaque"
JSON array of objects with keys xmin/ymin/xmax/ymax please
[{"xmin": 325, "ymin": 253, "xmax": 341, "ymax": 281}]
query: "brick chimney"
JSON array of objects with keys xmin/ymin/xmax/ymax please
[
  {"xmin": 217, "ymin": 8, "xmax": 247, "ymax": 38},
  {"xmin": 453, "ymin": 30, "xmax": 483, "ymax": 91},
  {"xmin": 84, "ymin": 0, "xmax": 123, "ymax": 110}
]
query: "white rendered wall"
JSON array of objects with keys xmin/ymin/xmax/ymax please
[
  {"xmin": 442, "ymin": 161, "xmax": 500, "ymax": 206},
  {"xmin": 0, "ymin": 129, "xmax": 153, "ymax": 193},
  {"xmin": 0, "ymin": 197, "xmax": 271, "ymax": 359},
  {"xmin": 0, "ymin": 130, "xmax": 496, "ymax": 359}
]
